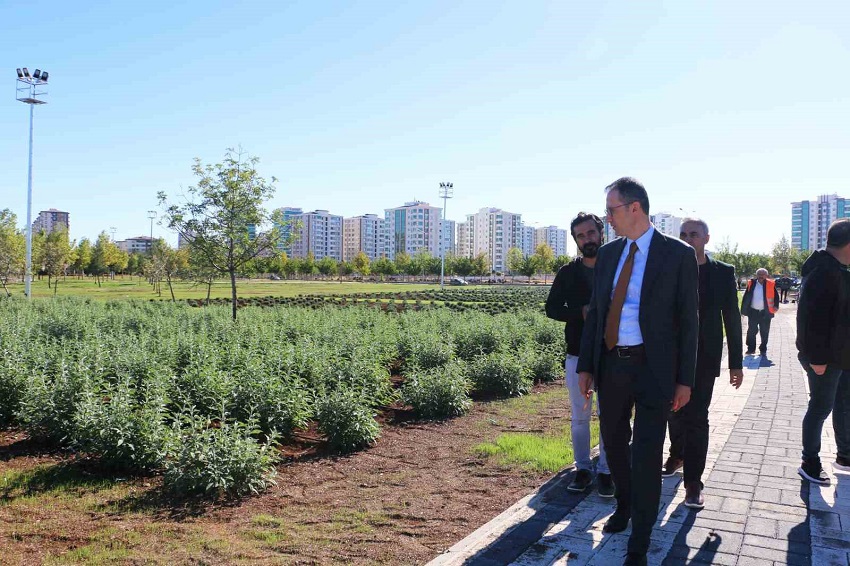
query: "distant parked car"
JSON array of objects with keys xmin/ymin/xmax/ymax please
[
  {"xmin": 449, "ymin": 277, "xmax": 469, "ymax": 286},
  {"xmin": 268, "ymin": 274, "xmax": 282, "ymax": 280}
]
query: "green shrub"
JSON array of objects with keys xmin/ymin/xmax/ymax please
[
  {"xmin": 315, "ymin": 390, "xmax": 380, "ymax": 453},
  {"xmin": 468, "ymin": 351, "xmax": 532, "ymax": 397},
  {"xmin": 453, "ymin": 322, "xmax": 502, "ymax": 361},
  {"xmin": 16, "ymin": 365, "xmax": 93, "ymax": 445},
  {"xmin": 72, "ymin": 378, "xmax": 170, "ymax": 472},
  {"xmin": 521, "ymin": 346, "xmax": 563, "ymax": 384},
  {"xmin": 401, "ymin": 362, "xmax": 471, "ymax": 419},
  {"xmin": 163, "ymin": 414, "xmax": 279, "ymax": 499}
]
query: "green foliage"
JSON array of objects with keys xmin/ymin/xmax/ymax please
[
  {"xmin": 468, "ymin": 351, "xmax": 532, "ymax": 397},
  {"xmin": 401, "ymin": 362, "xmax": 471, "ymax": 419},
  {"xmin": 315, "ymin": 390, "xmax": 380, "ymax": 453},
  {"xmin": 163, "ymin": 413, "xmax": 279, "ymax": 499}
]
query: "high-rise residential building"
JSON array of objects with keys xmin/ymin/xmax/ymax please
[
  {"xmin": 343, "ymin": 214, "xmax": 387, "ymax": 262},
  {"xmin": 792, "ymin": 194, "xmax": 850, "ymax": 251},
  {"xmin": 116, "ymin": 236, "xmax": 155, "ymax": 254},
  {"xmin": 650, "ymin": 212, "xmax": 683, "ymax": 239},
  {"xmin": 384, "ymin": 201, "xmax": 442, "ymax": 259},
  {"xmin": 274, "ymin": 207, "xmax": 304, "ymax": 254},
  {"xmin": 520, "ymin": 224, "xmax": 536, "ymax": 257},
  {"xmin": 534, "ymin": 226, "xmax": 568, "ymax": 257},
  {"xmin": 439, "ymin": 219, "xmax": 456, "ymax": 257},
  {"xmin": 456, "ymin": 207, "xmax": 523, "ymax": 273},
  {"xmin": 32, "ymin": 209, "xmax": 69, "ymax": 235},
  {"xmin": 288, "ymin": 209, "xmax": 343, "ymax": 260}
]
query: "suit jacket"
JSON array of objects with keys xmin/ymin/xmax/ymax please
[
  {"xmin": 699, "ymin": 256, "xmax": 744, "ymax": 376},
  {"xmin": 577, "ymin": 230, "xmax": 699, "ymax": 402}
]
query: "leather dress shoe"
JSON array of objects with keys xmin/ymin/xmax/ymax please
[
  {"xmin": 623, "ymin": 551, "xmax": 647, "ymax": 566},
  {"xmin": 603, "ymin": 510, "xmax": 630, "ymax": 533}
]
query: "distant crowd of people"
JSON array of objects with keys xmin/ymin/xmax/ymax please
[{"xmin": 545, "ymin": 177, "xmax": 850, "ymax": 566}]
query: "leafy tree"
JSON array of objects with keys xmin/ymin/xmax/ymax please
[
  {"xmin": 506, "ymin": 247, "xmax": 524, "ymax": 275},
  {"xmin": 0, "ymin": 210, "xmax": 25, "ymax": 296},
  {"xmin": 533, "ymin": 243, "xmax": 555, "ymax": 282},
  {"xmin": 352, "ymin": 251, "xmax": 370, "ymax": 276},
  {"xmin": 151, "ymin": 239, "xmax": 188, "ymax": 302},
  {"xmin": 394, "ymin": 252, "xmax": 412, "ymax": 277},
  {"xmin": 337, "ymin": 260, "xmax": 353, "ymax": 280},
  {"xmin": 371, "ymin": 257, "xmax": 396, "ymax": 280},
  {"xmin": 90, "ymin": 232, "xmax": 121, "ymax": 286},
  {"xmin": 42, "ymin": 228, "xmax": 73, "ymax": 294},
  {"xmin": 770, "ymin": 235, "xmax": 793, "ymax": 275},
  {"xmin": 317, "ymin": 256, "xmax": 338, "ymax": 278},
  {"xmin": 73, "ymin": 238, "xmax": 93, "ymax": 277},
  {"xmin": 159, "ymin": 148, "xmax": 285, "ymax": 320},
  {"xmin": 472, "ymin": 253, "xmax": 489, "ymax": 276},
  {"xmin": 552, "ymin": 254, "xmax": 572, "ymax": 272},
  {"xmin": 516, "ymin": 256, "xmax": 539, "ymax": 281},
  {"xmin": 789, "ymin": 248, "xmax": 812, "ymax": 276},
  {"xmin": 454, "ymin": 256, "xmax": 474, "ymax": 277}
]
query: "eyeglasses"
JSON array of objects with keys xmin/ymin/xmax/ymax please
[{"xmin": 605, "ymin": 201, "xmax": 634, "ymax": 216}]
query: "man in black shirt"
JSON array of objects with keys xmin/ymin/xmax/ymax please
[
  {"xmin": 546, "ymin": 212, "xmax": 613, "ymax": 497},
  {"xmin": 664, "ymin": 218, "xmax": 743, "ymax": 508}
]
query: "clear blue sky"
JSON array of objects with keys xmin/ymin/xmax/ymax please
[{"xmin": 1, "ymin": 0, "xmax": 847, "ymax": 255}]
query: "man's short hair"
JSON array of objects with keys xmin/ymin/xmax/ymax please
[
  {"xmin": 756, "ymin": 268, "xmax": 769, "ymax": 277},
  {"xmin": 681, "ymin": 217, "xmax": 709, "ymax": 235},
  {"xmin": 827, "ymin": 218, "xmax": 850, "ymax": 248},
  {"xmin": 604, "ymin": 177, "xmax": 650, "ymax": 215},
  {"xmin": 570, "ymin": 212, "xmax": 604, "ymax": 240}
]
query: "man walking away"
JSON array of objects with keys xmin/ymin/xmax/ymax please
[
  {"xmin": 663, "ymin": 219, "xmax": 744, "ymax": 509},
  {"xmin": 741, "ymin": 268, "xmax": 780, "ymax": 355},
  {"xmin": 797, "ymin": 219, "xmax": 850, "ymax": 485},
  {"xmin": 546, "ymin": 212, "xmax": 613, "ymax": 497}
]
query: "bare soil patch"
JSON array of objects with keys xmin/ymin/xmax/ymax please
[{"xmin": 0, "ymin": 383, "xmax": 572, "ymax": 565}]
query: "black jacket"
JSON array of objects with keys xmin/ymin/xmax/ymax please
[
  {"xmin": 699, "ymin": 256, "xmax": 744, "ymax": 375},
  {"xmin": 796, "ymin": 250, "xmax": 850, "ymax": 370},
  {"xmin": 741, "ymin": 278, "xmax": 780, "ymax": 318},
  {"xmin": 545, "ymin": 258, "xmax": 593, "ymax": 356},
  {"xmin": 578, "ymin": 231, "xmax": 699, "ymax": 401}
]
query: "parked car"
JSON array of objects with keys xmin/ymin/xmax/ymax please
[
  {"xmin": 268, "ymin": 274, "xmax": 282, "ymax": 280},
  {"xmin": 449, "ymin": 277, "xmax": 469, "ymax": 286}
]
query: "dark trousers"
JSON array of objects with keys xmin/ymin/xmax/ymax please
[
  {"xmin": 667, "ymin": 364, "xmax": 717, "ymax": 485},
  {"xmin": 598, "ymin": 349, "xmax": 669, "ymax": 555},
  {"xmin": 780, "ymin": 288, "xmax": 789, "ymax": 302},
  {"xmin": 745, "ymin": 310, "xmax": 772, "ymax": 353},
  {"xmin": 800, "ymin": 357, "xmax": 850, "ymax": 463}
]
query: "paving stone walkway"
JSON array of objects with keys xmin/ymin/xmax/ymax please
[{"xmin": 429, "ymin": 306, "xmax": 850, "ymax": 565}]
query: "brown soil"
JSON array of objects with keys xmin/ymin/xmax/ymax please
[{"xmin": 0, "ymin": 383, "xmax": 572, "ymax": 565}]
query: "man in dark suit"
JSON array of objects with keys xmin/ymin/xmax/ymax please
[
  {"xmin": 578, "ymin": 177, "xmax": 698, "ymax": 566},
  {"xmin": 663, "ymin": 218, "xmax": 744, "ymax": 509}
]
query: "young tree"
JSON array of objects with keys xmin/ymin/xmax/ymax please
[
  {"xmin": 533, "ymin": 243, "xmax": 555, "ymax": 283},
  {"xmin": 0, "ymin": 210, "xmax": 25, "ymax": 296},
  {"xmin": 42, "ymin": 228, "xmax": 73, "ymax": 294},
  {"xmin": 352, "ymin": 251, "xmax": 370, "ymax": 276},
  {"xmin": 472, "ymin": 252, "xmax": 490, "ymax": 276},
  {"xmin": 371, "ymin": 257, "xmax": 396, "ymax": 280},
  {"xmin": 770, "ymin": 235, "xmax": 793, "ymax": 275},
  {"xmin": 454, "ymin": 256, "xmax": 474, "ymax": 277},
  {"xmin": 517, "ymin": 256, "xmax": 539, "ymax": 281},
  {"xmin": 159, "ymin": 148, "xmax": 284, "ymax": 321},
  {"xmin": 506, "ymin": 247, "xmax": 524, "ymax": 276},
  {"xmin": 151, "ymin": 239, "xmax": 188, "ymax": 302},
  {"xmin": 789, "ymin": 248, "xmax": 812, "ymax": 276},
  {"xmin": 90, "ymin": 231, "xmax": 121, "ymax": 286},
  {"xmin": 337, "ymin": 260, "xmax": 353, "ymax": 281},
  {"xmin": 73, "ymin": 238, "xmax": 93, "ymax": 277},
  {"xmin": 394, "ymin": 252, "xmax": 412, "ymax": 279},
  {"xmin": 317, "ymin": 256, "xmax": 338, "ymax": 278}
]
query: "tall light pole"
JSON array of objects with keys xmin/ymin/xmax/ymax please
[
  {"xmin": 439, "ymin": 182, "xmax": 454, "ymax": 290},
  {"xmin": 147, "ymin": 210, "xmax": 156, "ymax": 254},
  {"xmin": 16, "ymin": 67, "xmax": 49, "ymax": 299}
]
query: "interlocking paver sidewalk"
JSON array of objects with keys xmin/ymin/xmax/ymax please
[{"xmin": 429, "ymin": 306, "xmax": 850, "ymax": 565}]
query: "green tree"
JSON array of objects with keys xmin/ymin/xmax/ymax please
[
  {"xmin": 151, "ymin": 239, "xmax": 188, "ymax": 302},
  {"xmin": 552, "ymin": 254, "xmax": 572, "ymax": 273},
  {"xmin": 0, "ymin": 209, "xmax": 25, "ymax": 296},
  {"xmin": 394, "ymin": 252, "xmax": 412, "ymax": 278},
  {"xmin": 789, "ymin": 248, "xmax": 812, "ymax": 276},
  {"xmin": 371, "ymin": 257, "xmax": 396, "ymax": 280},
  {"xmin": 472, "ymin": 252, "xmax": 490, "ymax": 276},
  {"xmin": 770, "ymin": 235, "xmax": 793, "ymax": 275},
  {"xmin": 454, "ymin": 256, "xmax": 474, "ymax": 277},
  {"xmin": 90, "ymin": 231, "xmax": 121, "ymax": 286},
  {"xmin": 317, "ymin": 256, "xmax": 338, "ymax": 278},
  {"xmin": 337, "ymin": 260, "xmax": 353, "ymax": 281},
  {"xmin": 73, "ymin": 238, "xmax": 93, "ymax": 277},
  {"xmin": 352, "ymin": 251, "xmax": 371, "ymax": 276},
  {"xmin": 42, "ymin": 228, "xmax": 73, "ymax": 294},
  {"xmin": 533, "ymin": 243, "xmax": 555, "ymax": 282},
  {"xmin": 159, "ymin": 148, "xmax": 284, "ymax": 320}
]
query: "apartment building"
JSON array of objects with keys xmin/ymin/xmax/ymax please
[
  {"xmin": 32, "ymin": 209, "xmax": 69, "ymax": 235},
  {"xmin": 116, "ymin": 236, "xmax": 154, "ymax": 254},
  {"xmin": 383, "ymin": 201, "xmax": 442, "ymax": 259},
  {"xmin": 343, "ymin": 214, "xmax": 387, "ymax": 262},
  {"xmin": 792, "ymin": 194, "xmax": 849, "ymax": 251},
  {"xmin": 534, "ymin": 226, "xmax": 568, "ymax": 257},
  {"xmin": 288, "ymin": 209, "xmax": 343, "ymax": 260}
]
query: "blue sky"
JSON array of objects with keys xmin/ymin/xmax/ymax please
[{"xmin": 1, "ymin": 0, "xmax": 847, "ymax": 255}]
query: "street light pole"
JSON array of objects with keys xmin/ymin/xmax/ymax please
[
  {"xmin": 147, "ymin": 210, "xmax": 156, "ymax": 254},
  {"xmin": 439, "ymin": 182, "xmax": 454, "ymax": 290},
  {"xmin": 16, "ymin": 67, "xmax": 48, "ymax": 299}
]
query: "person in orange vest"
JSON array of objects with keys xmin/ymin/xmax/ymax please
[{"xmin": 740, "ymin": 268, "xmax": 781, "ymax": 356}]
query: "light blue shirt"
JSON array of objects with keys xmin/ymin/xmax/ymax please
[{"xmin": 610, "ymin": 225, "xmax": 655, "ymax": 346}]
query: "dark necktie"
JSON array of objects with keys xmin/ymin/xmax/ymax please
[{"xmin": 605, "ymin": 242, "xmax": 638, "ymax": 350}]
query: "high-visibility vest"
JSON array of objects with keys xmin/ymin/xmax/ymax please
[{"xmin": 747, "ymin": 278, "xmax": 778, "ymax": 314}]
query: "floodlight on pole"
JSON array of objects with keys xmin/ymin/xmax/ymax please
[
  {"xmin": 147, "ymin": 210, "xmax": 156, "ymax": 254},
  {"xmin": 16, "ymin": 66, "xmax": 49, "ymax": 299},
  {"xmin": 438, "ymin": 182, "xmax": 454, "ymax": 290}
]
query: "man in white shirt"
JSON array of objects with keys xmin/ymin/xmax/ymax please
[{"xmin": 740, "ymin": 268, "xmax": 780, "ymax": 356}]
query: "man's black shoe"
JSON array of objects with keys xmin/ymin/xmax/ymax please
[
  {"xmin": 567, "ymin": 468, "xmax": 593, "ymax": 492},
  {"xmin": 623, "ymin": 552, "xmax": 647, "ymax": 566},
  {"xmin": 597, "ymin": 472, "xmax": 615, "ymax": 498},
  {"xmin": 603, "ymin": 510, "xmax": 630, "ymax": 533},
  {"xmin": 661, "ymin": 456, "xmax": 683, "ymax": 478},
  {"xmin": 798, "ymin": 460, "xmax": 830, "ymax": 485},
  {"xmin": 745, "ymin": 350, "xmax": 755, "ymax": 355}
]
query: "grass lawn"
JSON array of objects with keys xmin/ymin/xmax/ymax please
[{"xmin": 3, "ymin": 278, "xmax": 452, "ymax": 301}]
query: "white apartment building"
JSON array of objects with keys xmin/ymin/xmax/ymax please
[
  {"xmin": 32, "ymin": 209, "xmax": 69, "ymax": 235},
  {"xmin": 117, "ymin": 236, "xmax": 154, "ymax": 254},
  {"xmin": 792, "ymin": 194, "xmax": 849, "ymax": 251},
  {"xmin": 520, "ymin": 224, "xmax": 535, "ymax": 257},
  {"xmin": 343, "ymin": 214, "xmax": 387, "ymax": 262},
  {"xmin": 289, "ymin": 209, "xmax": 343, "ymax": 261},
  {"xmin": 383, "ymin": 201, "xmax": 442, "ymax": 259},
  {"xmin": 651, "ymin": 212, "xmax": 683, "ymax": 239},
  {"xmin": 534, "ymin": 226, "xmax": 568, "ymax": 257},
  {"xmin": 439, "ymin": 219, "xmax": 456, "ymax": 257},
  {"xmin": 457, "ymin": 207, "xmax": 523, "ymax": 273}
]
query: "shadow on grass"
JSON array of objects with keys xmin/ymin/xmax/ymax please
[{"xmin": 0, "ymin": 460, "xmax": 116, "ymax": 502}]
